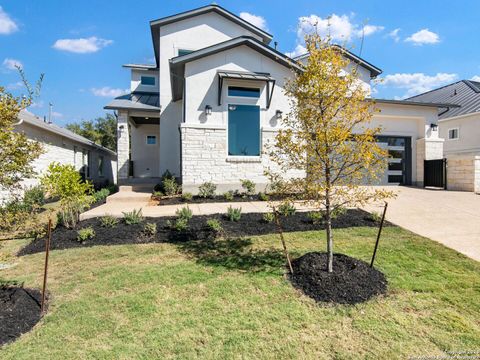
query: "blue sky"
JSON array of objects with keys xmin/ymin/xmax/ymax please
[{"xmin": 1, "ymin": 0, "xmax": 479, "ymax": 126}]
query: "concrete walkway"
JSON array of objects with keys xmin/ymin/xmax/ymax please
[{"xmin": 365, "ymin": 187, "xmax": 480, "ymax": 261}]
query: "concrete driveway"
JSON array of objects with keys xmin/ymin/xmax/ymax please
[{"xmin": 367, "ymin": 187, "xmax": 480, "ymax": 261}]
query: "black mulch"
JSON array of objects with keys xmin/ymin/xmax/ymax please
[
  {"xmin": 289, "ymin": 252, "xmax": 387, "ymax": 304},
  {"xmin": 18, "ymin": 209, "xmax": 387, "ymax": 256},
  {"xmin": 0, "ymin": 286, "xmax": 44, "ymax": 347}
]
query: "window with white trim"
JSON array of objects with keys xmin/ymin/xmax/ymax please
[{"xmin": 448, "ymin": 128, "xmax": 459, "ymax": 140}]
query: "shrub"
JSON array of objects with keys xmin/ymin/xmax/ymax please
[
  {"xmin": 57, "ymin": 196, "xmax": 94, "ymax": 229},
  {"xmin": 163, "ymin": 177, "xmax": 179, "ymax": 196},
  {"xmin": 240, "ymin": 179, "xmax": 256, "ymax": 195},
  {"xmin": 143, "ymin": 222, "xmax": 157, "ymax": 237},
  {"xmin": 122, "ymin": 209, "xmax": 144, "ymax": 225},
  {"xmin": 167, "ymin": 218, "xmax": 188, "ymax": 232},
  {"xmin": 23, "ymin": 185, "xmax": 45, "ymax": 209},
  {"xmin": 226, "ymin": 206, "xmax": 242, "ymax": 222},
  {"xmin": 176, "ymin": 206, "xmax": 193, "ymax": 221},
  {"xmin": 92, "ymin": 188, "xmax": 110, "ymax": 203},
  {"xmin": 307, "ymin": 211, "xmax": 324, "ymax": 225},
  {"xmin": 262, "ymin": 212, "xmax": 275, "ymax": 223},
  {"xmin": 370, "ymin": 211, "xmax": 382, "ymax": 222},
  {"xmin": 40, "ymin": 162, "xmax": 93, "ymax": 199},
  {"xmin": 181, "ymin": 192, "xmax": 193, "ymax": 201},
  {"xmin": 0, "ymin": 198, "xmax": 31, "ymax": 232},
  {"xmin": 206, "ymin": 218, "xmax": 223, "ymax": 235},
  {"xmin": 153, "ymin": 191, "xmax": 163, "ymax": 197},
  {"xmin": 223, "ymin": 191, "xmax": 234, "ymax": 201},
  {"xmin": 278, "ymin": 202, "xmax": 296, "ymax": 217},
  {"xmin": 100, "ymin": 215, "xmax": 119, "ymax": 228},
  {"xmin": 258, "ymin": 192, "xmax": 269, "ymax": 201},
  {"xmin": 198, "ymin": 182, "xmax": 216, "ymax": 198},
  {"xmin": 77, "ymin": 227, "xmax": 95, "ymax": 243}
]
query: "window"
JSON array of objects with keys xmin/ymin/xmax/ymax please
[
  {"xmin": 448, "ymin": 128, "xmax": 459, "ymax": 140},
  {"xmin": 228, "ymin": 86, "xmax": 260, "ymax": 98},
  {"xmin": 228, "ymin": 104, "xmax": 260, "ymax": 156},
  {"xmin": 178, "ymin": 49, "xmax": 194, "ymax": 56},
  {"xmin": 98, "ymin": 156, "xmax": 104, "ymax": 177},
  {"xmin": 140, "ymin": 76, "xmax": 155, "ymax": 86},
  {"xmin": 146, "ymin": 135, "xmax": 157, "ymax": 145}
]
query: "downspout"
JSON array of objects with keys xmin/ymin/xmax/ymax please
[{"xmin": 438, "ymin": 106, "xmax": 450, "ymax": 117}]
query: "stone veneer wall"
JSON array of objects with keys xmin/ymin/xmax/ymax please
[
  {"xmin": 446, "ymin": 154, "xmax": 480, "ymax": 193},
  {"xmin": 181, "ymin": 125, "xmax": 303, "ymax": 193},
  {"xmin": 117, "ymin": 112, "xmax": 130, "ymax": 181}
]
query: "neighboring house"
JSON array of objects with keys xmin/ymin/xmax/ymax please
[
  {"xmin": 106, "ymin": 4, "xmax": 454, "ymax": 193},
  {"xmin": 0, "ymin": 110, "xmax": 117, "ymax": 203},
  {"xmin": 409, "ymin": 80, "xmax": 480, "ymax": 193}
]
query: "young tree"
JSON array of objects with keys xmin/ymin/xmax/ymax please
[
  {"xmin": 0, "ymin": 70, "xmax": 44, "ymax": 191},
  {"xmin": 66, "ymin": 114, "xmax": 117, "ymax": 151},
  {"xmin": 268, "ymin": 34, "xmax": 393, "ymax": 272}
]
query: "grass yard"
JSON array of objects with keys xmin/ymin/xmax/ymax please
[{"xmin": 0, "ymin": 225, "xmax": 479, "ymax": 359}]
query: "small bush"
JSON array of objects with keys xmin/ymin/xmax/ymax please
[
  {"xmin": 258, "ymin": 192, "xmax": 269, "ymax": 201},
  {"xmin": 40, "ymin": 162, "xmax": 93, "ymax": 199},
  {"xmin": 153, "ymin": 191, "xmax": 164, "ymax": 197},
  {"xmin": 223, "ymin": 191, "xmax": 234, "ymax": 201},
  {"xmin": 262, "ymin": 212, "xmax": 275, "ymax": 223},
  {"xmin": 122, "ymin": 209, "xmax": 144, "ymax": 225},
  {"xmin": 163, "ymin": 177, "xmax": 179, "ymax": 196},
  {"xmin": 100, "ymin": 215, "xmax": 118, "ymax": 228},
  {"xmin": 167, "ymin": 218, "xmax": 189, "ymax": 232},
  {"xmin": 226, "ymin": 206, "xmax": 242, "ymax": 222},
  {"xmin": 181, "ymin": 192, "xmax": 193, "ymax": 201},
  {"xmin": 206, "ymin": 218, "xmax": 223, "ymax": 234},
  {"xmin": 92, "ymin": 188, "xmax": 110, "ymax": 203},
  {"xmin": 143, "ymin": 222, "xmax": 157, "ymax": 237},
  {"xmin": 278, "ymin": 202, "xmax": 296, "ymax": 217},
  {"xmin": 307, "ymin": 211, "xmax": 324, "ymax": 225},
  {"xmin": 57, "ymin": 196, "xmax": 94, "ymax": 229},
  {"xmin": 176, "ymin": 206, "xmax": 193, "ymax": 221},
  {"xmin": 23, "ymin": 185, "xmax": 45, "ymax": 209},
  {"xmin": 198, "ymin": 182, "xmax": 216, "ymax": 198},
  {"xmin": 240, "ymin": 179, "xmax": 256, "ymax": 195},
  {"xmin": 370, "ymin": 211, "xmax": 382, "ymax": 222},
  {"xmin": 77, "ymin": 226, "xmax": 95, "ymax": 243}
]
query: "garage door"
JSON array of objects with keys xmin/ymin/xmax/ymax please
[{"xmin": 377, "ymin": 136, "xmax": 412, "ymax": 185}]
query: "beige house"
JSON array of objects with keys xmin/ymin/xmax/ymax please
[
  {"xmin": 410, "ymin": 80, "xmax": 480, "ymax": 193},
  {"xmin": 0, "ymin": 110, "xmax": 117, "ymax": 203}
]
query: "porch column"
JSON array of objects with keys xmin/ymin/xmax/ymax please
[
  {"xmin": 416, "ymin": 137, "xmax": 444, "ymax": 187},
  {"xmin": 117, "ymin": 110, "xmax": 130, "ymax": 180}
]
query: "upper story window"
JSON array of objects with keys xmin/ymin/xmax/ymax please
[
  {"xmin": 178, "ymin": 49, "xmax": 194, "ymax": 56},
  {"xmin": 141, "ymin": 76, "xmax": 156, "ymax": 86},
  {"xmin": 146, "ymin": 135, "xmax": 157, "ymax": 145},
  {"xmin": 448, "ymin": 128, "xmax": 459, "ymax": 140},
  {"xmin": 228, "ymin": 86, "xmax": 260, "ymax": 98}
]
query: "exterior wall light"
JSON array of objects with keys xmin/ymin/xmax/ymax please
[
  {"xmin": 205, "ymin": 105, "xmax": 212, "ymax": 116},
  {"xmin": 276, "ymin": 110, "xmax": 283, "ymax": 119},
  {"xmin": 430, "ymin": 123, "xmax": 438, "ymax": 131}
]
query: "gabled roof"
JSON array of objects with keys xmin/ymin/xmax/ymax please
[
  {"xmin": 169, "ymin": 36, "xmax": 302, "ymax": 101},
  {"xmin": 18, "ymin": 111, "xmax": 116, "ymax": 156},
  {"xmin": 293, "ymin": 45, "xmax": 383, "ymax": 78},
  {"xmin": 105, "ymin": 92, "xmax": 160, "ymax": 112},
  {"xmin": 370, "ymin": 98, "xmax": 460, "ymax": 109},
  {"xmin": 150, "ymin": 4, "xmax": 273, "ymax": 67},
  {"xmin": 408, "ymin": 80, "xmax": 480, "ymax": 119}
]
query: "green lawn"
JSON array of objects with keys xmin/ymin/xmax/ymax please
[{"xmin": 0, "ymin": 226, "xmax": 479, "ymax": 359}]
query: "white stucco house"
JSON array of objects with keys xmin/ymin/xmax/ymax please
[
  {"xmin": 0, "ymin": 110, "xmax": 117, "ymax": 203},
  {"xmin": 410, "ymin": 80, "xmax": 480, "ymax": 193},
  {"xmin": 106, "ymin": 4, "xmax": 455, "ymax": 193}
]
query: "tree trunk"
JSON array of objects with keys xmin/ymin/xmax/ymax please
[{"xmin": 325, "ymin": 206, "xmax": 333, "ymax": 273}]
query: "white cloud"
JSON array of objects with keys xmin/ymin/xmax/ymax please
[
  {"xmin": 380, "ymin": 72, "xmax": 457, "ymax": 98},
  {"xmin": 387, "ymin": 28, "xmax": 401, "ymax": 42},
  {"xmin": 30, "ymin": 100, "xmax": 44, "ymax": 108},
  {"xmin": 470, "ymin": 75, "xmax": 480, "ymax": 82},
  {"xmin": 91, "ymin": 87, "xmax": 128, "ymax": 98},
  {"xmin": 0, "ymin": 6, "xmax": 18, "ymax": 35},
  {"xmin": 287, "ymin": 14, "xmax": 383, "ymax": 58},
  {"xmin": 239, "ymin": 12, "xmax": 269, "ymax": 31},
  {"xmin": 51, "ymin": 111, "xmax": 63, "ymax": 118},
  {"xmin": 6, "ymin": 81, "xmax": 23, "ymax": 90},
  {"xmin": 53, "ymin": 36, "xmax": 113, "ymax": 53},
  {"xmin": 3, "ymin": 58, "xmax": 23, "ymax": 70},
  {"xmin": 405, "ymin": 29, "xmax": 440, "ymax": 45}
]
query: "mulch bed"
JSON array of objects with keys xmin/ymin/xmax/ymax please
[
  {"xmin": 154, "ymin": 194, "xmax": 280, "ymax": 205},
  {"xmin": 0, "ymin": 285, "xmax": 44, "ymax": 347},
  {"xmin": 18, "ymin": 209, "xmax": 387, "ymax": 256},
  {"xmin": 289, "ymin": 252, "xmax": 388, "ymax": 304}
]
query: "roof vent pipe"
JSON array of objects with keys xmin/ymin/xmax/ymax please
[{"xmin": 274, "ymin": 41, "xmax": 278, "ymax": 50}]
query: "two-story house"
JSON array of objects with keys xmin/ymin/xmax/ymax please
[{"xmin": 106, "ymin": 4, "xmax": 455, "ymax": 193}]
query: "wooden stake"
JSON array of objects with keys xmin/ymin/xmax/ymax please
[
  {"xmin": 41, "ymin": 218, "xmax": 52, "ymax": 315},
  {"xmin": 370, "ymin": 202, "xmax": 388, "ymax": 268},
  {"xmin": 273, "ymin": 207, "xmax": 294, "ymax": 274}
]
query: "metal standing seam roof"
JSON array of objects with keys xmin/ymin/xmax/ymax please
[
  {"xmin": 217, "ymin": 70, "xmax": 274, "ymax": 81},
  {"xmin": 18, "ymin": 111, "xmax": 116, "ymax": 156},
  {"xmin": 150, "ymin": 4, "xmax": 273, "ymax": 67},
  {"xmin": 407, "ymin": 80, "xmax": 480, "ymax": 119},
  {"xmin": 104, "ymin": 92, "xmax": 161, "ymax": 112}
]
